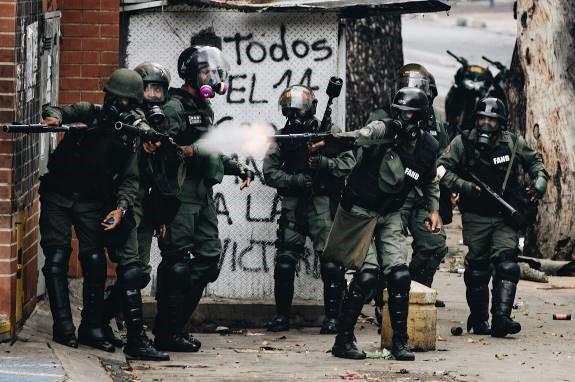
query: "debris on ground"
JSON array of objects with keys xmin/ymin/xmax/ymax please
[
  {"xmin": 365, "ymin": 349, "xmax": 394, "ymax": 360},
  {"xmin": 519, "ymin": 263, "xmax": 548, "ymax": 283}
]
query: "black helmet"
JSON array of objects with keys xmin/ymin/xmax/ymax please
[
  {"xmin": 134, "ymin": 62, "xmax": 171, "ymax": 104},
  {"xmin": 475, "ymin": 97, "xmax": 507, "ymax": 122},
  {"xmin": 177, "ymin": 46, "xmax": 229, "ymax": 97},
  {"xmin": 397, "ymin": 63, "xmax": 432, "ymax": 99},
  {"xmin": 278, "ymin": 85, "xmax": 318, "ymax": 131},
  {"xmin": 391, "ymin": 87, "xmax": 429, "ymax": 116},
  {"xmin": 278, "ymin": 85, "xmax": 318, "ymax": 116},
  {"xmin": 391, "ymin": 87, "xmax": 429, "ymax": 140}
]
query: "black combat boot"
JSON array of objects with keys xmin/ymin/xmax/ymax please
[
  {"xmin": 332, "ymin": 271, "xmax": 377, "ymax": 360},
  {"xmin": 388, "ymin": 265, "xmax": 414, "ymax": 361},
  {"xmin": 103, "ymin": 285, "xmax": 124, "ymax": 347},
  {"xmin": 77, "ymin": 252, "xmax": 114, "ymax": 352},
  {"xmin": 388, "ymin": 290, "xmax": 414, "ymax": 361},
  {"xmin": 43, "ymin": 248, "xmax": 78, "ymax": 348},
  {"xmin": 154, "ymin": 289, "xmax": 200, "ymax": 352},
  {"xmin": 181, "ymin": 284, "xmax": 204, "ymax": 349},
  {"xmin": 409, "ymin": 249, "xmax": 447, "ymax": 308},
  {"xmin": 490, "ymin": 254, "xmax": 521, "ymax": 338},
  {"xmin": 464, "ymin": 260, "xmax": 492, "ymax": 334},
  {"xmin": 465, "ymin": 285, "xmax": 491, "ymax": 334},
  {"xmin": 491, "ymin": 279, "xmax": 521, "ymax": 337},
  {"xmin": 123, "ymin": 289, "xmax": 169, "ymax": 361},
  {"xmin": 320, "ymin": 261, "xmax": 345, "ymax": 334},
  {"xmin": 266, "ymin": 260, "xmax": 295, "ymax": 332},
  {"xmin": 331, "ymin": 286, "xmax": 366, "ymax": 359}
]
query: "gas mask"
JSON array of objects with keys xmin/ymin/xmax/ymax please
[
  {"xmin": 198, "ymin": 71, "xmax": 228, "ymax": 99},
  {"xmin": 283, "ymin": 108, "xmax": 318, "ymax": 133},
  {"xmin": 199, "ymin": 82, "xmax": 228, "ymax": 99},
  {"xmin": 396, "ymin": 111, "xmax": 422, "ymax": 141},
  {"xmin": 476, "ymin": 122, "xmax": 499, "ymax": 151},
  {"xmin": 145, "ymin": 104, "xmax": 166, "ymax": 126}
]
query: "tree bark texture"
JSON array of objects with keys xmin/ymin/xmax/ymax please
[
  {"xmin": 516, "ymin": 0, "xmax": 575, "ymax": 260},
  {"xmin": 345, "ymin": 15, "xmax": 403, "ymax": 131}
]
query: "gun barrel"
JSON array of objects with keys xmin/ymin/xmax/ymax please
[
  {"xmin": 469, "ymin": 172, "xmax": 518, "ymax": 215},
  {"xmin": 273, "ymin": 132, "xmax": 332, "ymax": 141},
  {"xmin": 3, "ymin": 124, "xmax": 71, "ymax": 133},
  {"xmin": 482, "ymin": 56, "xmax": 506, "ymax": 71}
]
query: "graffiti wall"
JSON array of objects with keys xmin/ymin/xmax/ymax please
[{"xmin": 125, "ymin": 6, "xmax": 344, "ymax": 300}]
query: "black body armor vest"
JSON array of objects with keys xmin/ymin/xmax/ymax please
[
  {"xmin": 459, "ymin": 133, "xmax": 520, "ymax": 216},
  {"xmin": 345, "ymin": 131, "xmax": 439, "ymax": 214}
]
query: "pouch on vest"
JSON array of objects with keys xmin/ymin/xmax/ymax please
[
  {"xmin": 323, "ymin": 205, "xmax": 378, "ymax": 270},
  {"xmin": 377, "ymin": 149, "xmax": 405, "ymax": 194}
]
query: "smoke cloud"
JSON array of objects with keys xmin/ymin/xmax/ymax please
[{"xmin": 195, "ymin": 122, "xmax": 276, "ymax": 160}]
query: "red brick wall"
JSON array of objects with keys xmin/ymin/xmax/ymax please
[
  {"xmin": 0, "ymin": 0, "xmax": 43, "ymax": 330},
  {"xmin": 59, "ymin": 0, "xmax": 120, "ymax": 276},
  {"xmin": 59, "ymin": 0, "xmax": 120, "ymax": 105}
]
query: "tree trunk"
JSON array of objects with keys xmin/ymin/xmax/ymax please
[
  {"xmin": 516, "ymin": 0, "xmax": 575, "ymax": 260},
  {"xmin": 345, "ymin": 15, "xmax": 403, "ymax": 131}
]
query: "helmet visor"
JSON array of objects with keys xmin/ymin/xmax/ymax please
[
  {"xmin": 278, "ymin": 87, "xmax": 316, "ymax": 114},
  {"xmin": 397, "ymin": 76, "xmax": 431, "ymax": 96},
  {"xmin": 193, "ymin": 47, "xmax": 230, "ymax": 87},
  {"xmin": 144, "ymin": 82, "xmax": 167, "ymax": 103}
]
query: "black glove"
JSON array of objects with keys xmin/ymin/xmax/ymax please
[
  {"xmin": 292, "ymin": 174, "xmax": 313, "ymax": 190},
  {"xmin": 308, "ymin": 155, "xmax": 330, "ymax": 170}
]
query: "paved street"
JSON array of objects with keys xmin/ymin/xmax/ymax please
[{"xmin": 2, "ymin": 210, "xmax": 574, "ymax": 382}]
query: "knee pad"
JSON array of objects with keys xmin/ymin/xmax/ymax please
[
  {"xmin": 320, "ymin": 260, "xmax": 345, "ymax": 283},
  {"xmin": 79, "ymin": 251, "xmax": 106, "ymax": 280},
  {"xmin": 42, "ymin": 248, "xmax": 71, "ymax": 277},
  {"xmin": 492, "ymin": 251, "xmax": 520, "ymax": 283},
  {"xmin": 195, "ymin": 255, "xmax": 221, "ymax": 284},
  {"xmin": 351, "ymin": 268, "xmax": 378, "ymax": 296},
  {"xmin": 117, "ymin": 266, "xmax": 151, "ymax": 290},
  {"xmin": 165, "ymin": 259, "xmax": 192, "ymax": 290},
  {"xmin": 388, "ymin": 264, "xmax": 411, "ymax": 291},
  {"xmin": 464, "ymin": 259, "xmax": 491, "ymax": 287},
  {"xmin": 275, "ymin": 256, "xmax": 296, "ymax": 282}
]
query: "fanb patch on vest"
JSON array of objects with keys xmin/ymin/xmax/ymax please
[
  {"xmin": 187, "ymin": 114, "xmax": 203, "ymax": 126},
  {"xmin": 404, "ymin": 167, "xmax": 420, "ymax": 181},
  {"xmin": 493, "ymin": 154, "xmax": 510, "ymax": 165}
]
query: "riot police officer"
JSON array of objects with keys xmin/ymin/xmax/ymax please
[
  {"xmin": 153, "ymin": 41, "xmax": 253, "ymax": 352},
  {"xmin": 263, "ymin": 85, "xmax": 355, "ymax": 333},
  {"xmin": 324, "ymin": 87, "xmax": 441, "ymax": 361},
  {"xmin": 437, "ymin": 98, "xmax": 548, "ymax": 337},
  {"xmin": 102, "ymin": 62, "xmax": 175, "ymax": 361},
  {"xmin": 396, "ymin": 65, "xmax": 450, "ymax": 307},
  {"xmin": 40, "ymin": 69, "xmax": 142, "ymax": 352}
]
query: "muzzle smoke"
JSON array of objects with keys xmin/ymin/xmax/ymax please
[{"xmin": 194, "ymin": 122, "xmax": 276, "ymax": 160}]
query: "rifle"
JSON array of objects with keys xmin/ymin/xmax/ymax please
[
  {"xmin": 273, "ymin": 132, "xmax": 333, "ymax": 144},
  {"xmin": 482, "ymin": 56, "xmax": 507, "ymax": 72},
  {"xmin": 3, "ymin": 122, "xmax": 90, "ymax": 133},
  {"xmin": 114, "ymin": 121, "xmax": 182, "ymax": 157},
  {"xmin": 447, "ymin": 50, "xmax": 468, "ymax": 68},
  {"xmin": 318, "ymin": 77, "xmax": 343, "ymax": 133},
  {"xmin": 468, "ymin": 171, "xmax": 525, "ymax": 227},
  {"xmin": 114, "ymin": 121, "xmax": 172, "ymax": 145}
]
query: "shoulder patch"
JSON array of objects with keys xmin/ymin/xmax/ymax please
[{"xmin": 187, "ymin": 114, "xmax": 203, "ymax": 126}]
